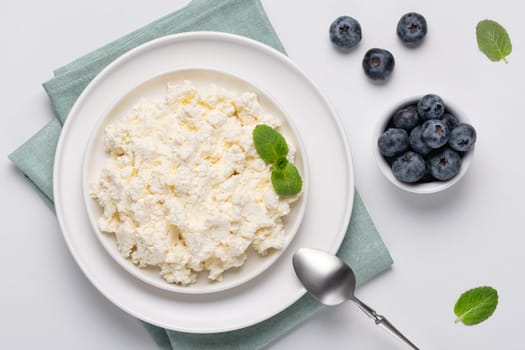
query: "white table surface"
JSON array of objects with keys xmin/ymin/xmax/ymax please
[{"xmin": 2, "ymin": 0, "xmax": 523, "ymax": 348}]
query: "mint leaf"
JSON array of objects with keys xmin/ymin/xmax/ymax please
[
  {"xmin": 271, "ymin": 162, "xmax": 302, "ymax": 196},
  {"xmin": 454, "ymin": 286, "xmax": 498, "ymax": 325},
  {"xmin": 476, "ymin": 20, "xmax": 512, "ymax": 63},
  {"xmin": 253, "ymin": 124, "xmax": 288, "ymax": 164}
]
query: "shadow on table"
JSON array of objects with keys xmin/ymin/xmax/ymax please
[{"xmin": 383, "ymin": 167, "xmax": 475, "ymax": 212}]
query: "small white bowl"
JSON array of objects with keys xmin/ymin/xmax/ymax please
[
  {"xmin": 374, "ymin": 96, "xmax": 474, "ymax": 194},
  {"xmin": 82, "ymin": 68, "xmax": 309, "ymax": 294}
]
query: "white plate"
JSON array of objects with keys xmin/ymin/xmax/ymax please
[
  {"xmin": 82, "ymin": 68, "xmax": 310, "ymax": 294},
  {"xmin": 54, "ymin": 32, "xmax": 354, "ymax": 333}
]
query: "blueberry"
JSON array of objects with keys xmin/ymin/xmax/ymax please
[
  {"xmin": 392, "ymin": 105, "xmax": 420, "ymax": 130},
  {"xmin": 409, "ymin": 125, "xmax": 432, "ymax": 155},
  {"xmin": 397, "ymin": 12, "xmax": 428, "ymax": 44},
  {"xmin": 428, "ymin": 148, "xmax": 462, "ymax": 180},
  {"xmin": 421, "ymin": 119, "xmax": 449, "ymax": 149},
  {"xmin": 392, "ymin": 151, "xmax": 426, "ymax": 183},
  {"xmin": 378, "ymin": 128, "xmax": 409, "ymax": 157},
  {"xmin": 440, "ymin": 112, "xmax": 459, "ymax": 131},
  {"xmin": 449, "ymin": 123, "xmax": 477, "ymax": 152},
  {"xmin": 417, "ymin": 94, "xmax": 445, "ymax": 120},
  {"xmin": 329, "ymin": 16, "xmax": 362, "ymax": 49},
  {"xmin": 362, "ymin": 48, "xmax": 395, "ymax": 81}
]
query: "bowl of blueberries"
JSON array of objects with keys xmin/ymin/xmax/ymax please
[{"xmin": 375, "ymin": 94, "xmax": 477, "ymax": 194}]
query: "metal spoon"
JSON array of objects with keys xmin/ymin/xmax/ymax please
[{"xmin": 293, "ymin": 248, "xmax": 419, "ymax": 350}]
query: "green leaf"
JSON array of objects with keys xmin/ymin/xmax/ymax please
[
  {"xmin": 252, "ymin": 124, "xmax": 288, "ymax": 164},
  {"xmin": 454, "ymin": 286, "xmax": 498, "ymax": 325},
  {"xmin": 476, "ymin": 19, "xmax": 512, "ymax": 63},
  {"xmin": 271, "ymin": 162, "xmax": 302, "ymax": 196}
]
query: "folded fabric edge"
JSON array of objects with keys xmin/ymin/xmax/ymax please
[
  {"xmin": 250, "ymin": 0, "xmax": 286, "ymax": 55},
  {"xmin": 339, "ymin": 191, "xmax": 394, "ymax": 286},
  {"xmin": 8, "ymin": 118, "xmax": 61, "ymax": 203},
  {"xmin": 141, "ymin": 321, "xmax": 174, "ymax": 350},
  {"xmin": 42, "ymin": 71, "xmax": 95, "ymax": 124},
  {"xmin": 9, "ymin": 169, "xmax": 55, "ymax": 210}
]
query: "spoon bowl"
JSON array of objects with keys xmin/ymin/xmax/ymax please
[{"xmin": 293, "ymin": 247, "xmax": 356, "ymax": 305}]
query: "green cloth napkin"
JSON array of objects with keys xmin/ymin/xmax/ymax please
[{"xmin": 8, "ymin": 0, "xmax": 393, "ymax": 348}]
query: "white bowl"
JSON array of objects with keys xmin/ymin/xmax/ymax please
[
  {"xmin": 374, "ymin": 96, "xmax": 474, "ymax": 194},
  {"xmin": 82, "ymin": 68, "xmax": 309, "ymax": 294}
]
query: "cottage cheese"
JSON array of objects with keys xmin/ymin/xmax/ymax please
[{"xmin": 91, "ymin": 81, "xmax": 299, "ymax": 285}]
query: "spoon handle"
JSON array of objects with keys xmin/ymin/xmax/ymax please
[
  {"xmin": 375, "ymin": 315, "xmax": 419, "ymax": 350},
  {"xmin": 352, "ymin": 298, "xmax": 419, "ymax": 350}
]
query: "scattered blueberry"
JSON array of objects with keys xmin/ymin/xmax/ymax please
[
  {"xmin": 421, "ymin": 119, "xmax": 449, "ymax": 149},
  {"xmin": 428, "ymin": 148, "xmax": 462, "ymax": 180},
  {"xmin": 393, "ymin": 105, "xmax": 420, "ymax": 130},
  {"xmin": 449, "ymin": 123, "xmax": 477, "ymax": 152},
  {"xmin": 440, "ymin": 112, "xmax": 459, "ymax": 131},
  {"xmin": 329, "ymin": 16, "xmax": 362, "ymax": 49},
  {"xmin": 392, "ymin": 151, "xmax": 426, "ymax": 183},
  {"xmin": 409, "ymin": 125, "xmax": 432, "ymax": 155},
  {"xmin": 417, "ymin": 94, "xmax": 445, "ymax": 120},
  {"xmin": 362, "ymin": 48, "xmax": 395, "ymax": 81},
  {"xmin": 378, "ymin": 128, "xmax": 409, "ymax": 157},
  {"xmin": 397, "ymin": 12, "xmax": 428, "ymax": 44}
]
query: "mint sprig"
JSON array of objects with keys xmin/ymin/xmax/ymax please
[
  {"xmin": 253, "ymin": 124, "xmax": 302, "ymax": 196},
  {"xmin": 454, "ymin": 286, "xmax": 498, "ymax": 325},
  {"xmin": 476, "ymin": 19, "xmax": 512, "ymax": 63}
]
